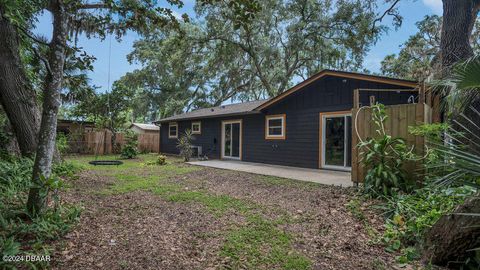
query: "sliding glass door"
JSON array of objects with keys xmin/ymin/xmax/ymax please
[
  {"xmin": 321, "ymin": 113, "xmax": 352, "ymax": 171},
  {"xmin": 222, "ymin": 120, "xmax": 242, "ymax": 159}
]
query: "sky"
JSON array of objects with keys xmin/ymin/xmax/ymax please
[{"xmin": 32, "ymin": 0, "xmax": 443, "ymax": 93}]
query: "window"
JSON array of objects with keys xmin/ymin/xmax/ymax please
[
  {"xmin": 191, "ymin": 121, "xmax": 201, "ymax": 134},
  {"xmin": 168, "ymin": 122, "xmax": 178, "ymax": 139},
  {"xmin": 265, "ymin": 114, "xmax": 286, "ymax": 140}
]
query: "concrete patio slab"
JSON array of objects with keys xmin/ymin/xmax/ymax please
[{"xmin": 187, "ymin": 160, "xmax": 353, "ymax": 187}]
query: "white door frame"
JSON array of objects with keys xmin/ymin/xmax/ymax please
[
  {"xmin": 221, "ymin": 119, "xmax": 242, "ymax": 160},
  {"xmin": 320, "ymin": 112, "xmax": 352, "ymax": 171}
]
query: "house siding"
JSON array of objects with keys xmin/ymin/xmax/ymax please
[{"xmin": 160, "ymin": 75, "xmax": 416, "ymax": 169}]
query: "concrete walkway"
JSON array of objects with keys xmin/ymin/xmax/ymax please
[{"xmin": 187, "ymin": 160, "xmax": 352, "ymax": 187}]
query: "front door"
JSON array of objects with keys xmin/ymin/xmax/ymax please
[
  {"xmin": 221, "ymin": 120, "xmax": 242, "ymax": 160},
  {"xmin": 320, "ymin": 112, "xmax": 352, "ymax": 171}
]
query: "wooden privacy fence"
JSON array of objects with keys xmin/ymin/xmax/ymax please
[
  {"xmin": 351, "ymin": 88, "xmax": 433, "ymax": 183},
  {"xmin": 68, "ymin": 130, "xmax": 159, "ymax": 155}
]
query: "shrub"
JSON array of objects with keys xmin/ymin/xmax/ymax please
[
  {"xmin": 121, "ymin": 130, "xmax": 139, "ymax": 159},
  {"xmin": 56, "ymin": 133, "xmax": 69, "ymax": 157},
  {"xmin": 358, "ymin": 103, "xmax": 417, "ymax": 196},
  {"xmin": 52, "ymin": 161, "xmax": 83, "ymax": 179},
  {"xmin": 0, "ymin": 157, "xmax": 81, "ymax": 269},
  {"xmin": 144, "ymin": 155, "xmax": 167, "ymax": 166},
  {"xmin": 380, "ymin": 186, "xmax": 475, "ymax": 261},
  {"xmin": 176, "ymin": 129, "xmax": 195, "ymax": 162}
]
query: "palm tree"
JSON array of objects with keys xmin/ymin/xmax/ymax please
[
  {"xmin": 423, "ymin": 56, "xmax": 480, "ymax": 266},
  {"xmin": 437, "ymin": 55, "xmax": 480, "ymax": 113},
  {"xmin": 430, "ymin": 55, "xmax": 480, "ymax": 188}
]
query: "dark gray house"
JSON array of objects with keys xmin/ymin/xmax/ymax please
[{"xmin": 155, "ymin": 70, "xmax": 418, "ymax": 171}]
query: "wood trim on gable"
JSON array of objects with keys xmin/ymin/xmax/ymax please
[{"xmin": 256, "ymin": 70, "xmax": 419, "ymax": 111}]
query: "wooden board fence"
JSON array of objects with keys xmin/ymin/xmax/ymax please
[
  {"xmin": 68, "ymin": 130, "xmax": 159, "ymax": 155},
  {"xmin": 351, "ymin": 102, "xmax": 432, "ymax": 183}
]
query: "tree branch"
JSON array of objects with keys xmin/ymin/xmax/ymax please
[
  {"xmin": 17, "ymin": 25, "xmax": 50, "ymax": 46},
  {"xmin": 77, "ymin": 3, "xmax": 109, "ymax": 10},
  {"xmin": 31, "ymin": 47, "xmax": 52, "ymax": 75},
  {"xmin": 371, "ymin": 0, "xmax": 401, "ymax": 32}
]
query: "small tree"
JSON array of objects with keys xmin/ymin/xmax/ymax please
[
  {"xmin": 177, "ymin": 129, "xmax": 194, "ymax": 162},
  {"xmin": 121, "ymin": 130, "xmax": 138, "ymax": 159}
]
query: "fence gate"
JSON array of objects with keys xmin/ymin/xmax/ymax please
[{"xmin": 351, "ymin": 88, "xmax": 433, "ymax": 183}]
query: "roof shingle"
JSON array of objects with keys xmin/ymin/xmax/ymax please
[{"xmin": 156, "ymin": 99, "xmax": 268, "ymax": 123}]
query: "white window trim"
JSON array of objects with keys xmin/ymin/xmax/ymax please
[
  {"xmin": 168, "ymin": 122, "xmax": 178, "ymax": 139},
  {"xmin": 265, "ymin": 114, "xmax": 286, "ymax": 140},
  {"xmin": 191, "ymin": 121, "xmax": 201, "ymax": 134}
]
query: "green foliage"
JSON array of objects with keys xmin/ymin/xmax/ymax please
[
  {"xmin": 381, "ymin": 15, "xmax": 480, "ymax": 81},
  {"xmin": 122, "ymin": 0, "xmax": 385, "ymax": 120},
  {"xmin": 55, "ymin": 133, "xmax": 69, "ymax": 156},
  {"xmin": 418, "ymin": 115, "xmax": 480, "ymax": 189},
  {"xmin": 176, "ymin": 129, "xmax": 195, "ymax": 162},
  {"xmin": 144, "ymin": 155, "xmax": 167, "ymax": 166},
  {"xmin": 121, "ymin": 130, "xmax": 139, "ymax": 159},
  {"xmin": 221, "ymin": 214, "xmax": 311, "ymax": 270},
  {"xmin": 0, "ymin": 157, "xmax": 81, "ymax": 269},
  {"xmin": 358, "ymin": 103, "xmax": 416, "ymax": 196},
  {"xmin": 52, "ymin": 161, "xmax": 83, "ymax": 180},
  {"xmin": 380, "ymin": 186, "xmax": 475, "ymax": 261},
  {"xmin": 437, "ymin": 55, "xmax": 480, "ymax": 112}
]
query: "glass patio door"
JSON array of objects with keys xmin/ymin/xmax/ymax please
[
  {"xmin": 222, "ymin": 120, "xmax": 242, "ymax": 159},
  {"xmin": 321, "ymin": 113, "xmax": 352, "ymax": 171}
]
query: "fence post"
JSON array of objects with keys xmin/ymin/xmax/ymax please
[
  {"xmin": 351, "ymin": 89, "xmax": 360, "ymax": 184},
  {"xmin": 353, "ymin": 89, "xmax": 360, "ymax": 109},
  {"xmin": 418, "ymin": 83, "xmax": 425, "ymax": 104}
]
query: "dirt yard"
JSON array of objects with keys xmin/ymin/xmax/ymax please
[{"xmin": 51, "ymin": 155, "xmax": 399, "ymax": 270}]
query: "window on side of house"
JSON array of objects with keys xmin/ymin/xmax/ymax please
[
  {"xmin": 191, "ymin": 121, "xmax": 201, "ymax": 134},
  {"xmin": 265, "ymin": 114, "xmax": 286, "ymax": 140},
  {"xmin": 168, "ymin": 122, "xmax": 178, "ymax": 139}
]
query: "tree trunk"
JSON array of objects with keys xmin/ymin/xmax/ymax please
[
  {"xmin": 423, "ymin": 0, "xmax": 480, "ymax": 265},
  {"xmin": 439, "ymin": 0, "xmax": 479, "ymax": 76},
  {"xmin": 424, "ymin": 196, "xmax": 480, "ymax": 266},
  {"xmin": 0, "ymin": 7, "xmax": 41, "ymax": 157},
  {"xmin": 27, "ymin": 0, "xmax": 67, "ymax": 215}
]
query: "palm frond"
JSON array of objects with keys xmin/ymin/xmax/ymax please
[{"xmin": 431, "ymin": 55, "xmax": 480, "ymax": 112}]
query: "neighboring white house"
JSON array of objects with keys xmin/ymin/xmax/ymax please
[{"xmin": 129, "ymin": 123, "xmax": 160, "ymax": 135}]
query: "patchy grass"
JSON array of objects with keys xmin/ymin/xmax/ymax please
[
  {"xmin": 221, "ymin": 214, "xmax": 311, "ymax": 270},
  {"xmin": 167, "ymin": 191, "xmax": 255, "ymax": 216},
  {"xmin": 67, "ymin": 154, "xmax": 312, "ymax": 269}
]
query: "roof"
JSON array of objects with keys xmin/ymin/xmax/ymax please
[
  {"xmin": 129, "ymin": 123, "xmax": 160, "ymax": 131},
  {"xmin": 254, "ymin": 69, "xmax": 418, "ymax": 111},
  {"xmin": 155, "ymin": 69, "xmax": 419, "ymax": 122},
  {"xmin": 156, "ymin": 99, "xmax": 268, "ymax": 123}
]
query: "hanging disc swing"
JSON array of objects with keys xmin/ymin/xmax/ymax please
[{"xmin": 89, "ymin": 34, "xmax": 123, "ymax": 166}]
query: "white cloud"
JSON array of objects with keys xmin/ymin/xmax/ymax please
[{"xmin": 423, "ymin": 0, "xmax": 443, "ymax": 14}]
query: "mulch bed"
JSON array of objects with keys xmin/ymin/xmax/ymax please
[{"xmin": 52, "ymin": 163, "xmax": 398, "ymax": 270}]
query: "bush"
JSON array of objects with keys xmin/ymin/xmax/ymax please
[
  {"xmin": 144, "ymin": 155, "xmax": 167, "ymax": 166},
  {"xmin": 358, "ymin": 103, "xmax": 417, "ymax": 196},
  {"xmin": 52, "ymin": 161, "xmax": 83, "ymax": 179},
  {"xmin": 56, "ymin": 133, "xmax": 69, "ymax": 157},
  {"xmin": 380, "ymin": 186, "xmax": 475, "ymax": 261},
  {"xmin": 0, "ymin": 157, "xmax": 81, "ymax": 269},
  {"xmin": 176, "ymin": 129, "xmax": 194, "ymax": 162},
  {"xmin": 121, "ymin": 130, "xmax": 139, "ymax": 159}
]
